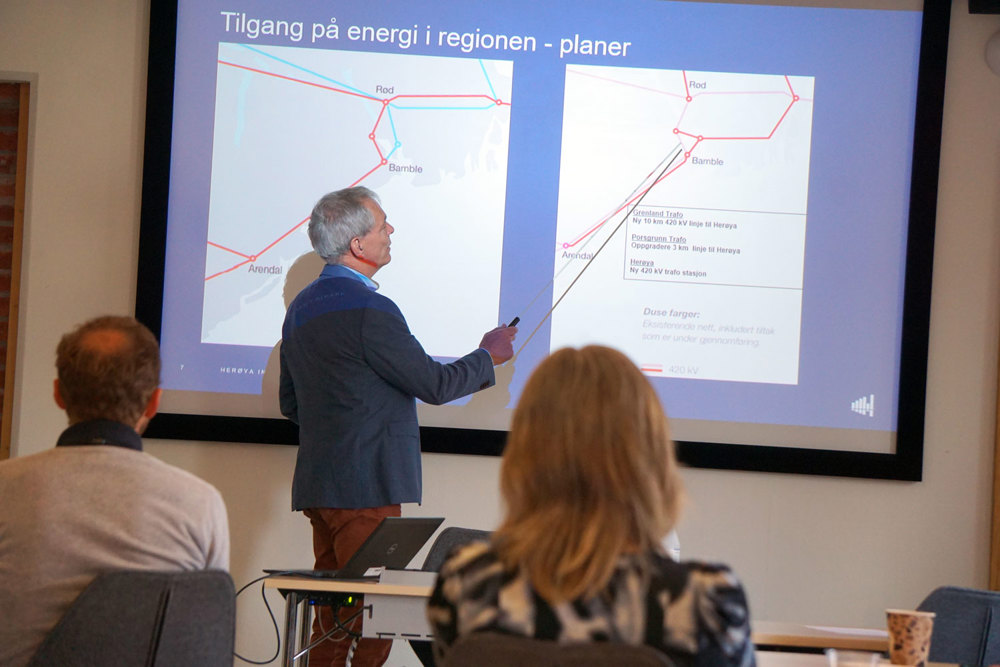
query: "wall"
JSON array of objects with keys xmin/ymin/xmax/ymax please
[{"xmin": 0, "ymin": 1, "xmax": 998, "ymax": 664}]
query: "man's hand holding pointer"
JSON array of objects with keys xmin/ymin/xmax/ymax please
[{"xmin": 480, "ymin": 320, "xmax": 519, "ymax": 365}]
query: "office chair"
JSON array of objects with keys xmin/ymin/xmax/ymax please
[
  {"xmin": 28, "ymin": 569, "xmax": 235, "ymax": 667},
  {"xmin": 421, "ymin": 526, "xmax": 492, "ymax": 573},
  {"xmin": 441, "ymin": 632, "xmax": 672, "ymax": 667},
  {"xmin": 412, "ymin": 527, "xmax": 493, "ymax": 667},
  {"xmin": 916, "ymin": 585, "xmax": 1000, "ymax": 666}
]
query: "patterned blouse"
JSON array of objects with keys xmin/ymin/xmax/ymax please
[{"xmin": 427, "ymin": 541, "xmax": 755, "ymax": 666}]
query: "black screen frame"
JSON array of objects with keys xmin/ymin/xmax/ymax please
[{"xmin": 136, "ymin": 0, "xmax": 950, "ymax": 481}]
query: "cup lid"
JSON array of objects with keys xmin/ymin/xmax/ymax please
[{"xmin": 885, "ymin": 609, "xmax": 935, "ymax": 617}]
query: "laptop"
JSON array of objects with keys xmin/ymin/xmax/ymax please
[{"xmin": 265, "ymin": 516, "xmax": 444, "ymax": 580}]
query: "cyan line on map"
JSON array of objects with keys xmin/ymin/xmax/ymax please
[
  {"xmin": 231, "ymin": 44, "xmax": 503, "ymax": 159},
  {"xmin": 479, "ymin": 59, "xmax": 497, "ymax": 98},
  {"xmin": 209, "ymin": 46, "xmax": 511, "ymax": 281},
  {"xmin": 386, "ymin": 108, "xmax": 400, "ymax": 140},
  {"xmin": 237, "ymin": 43, "xmax": 503, "ymax": 111},
  {"xmin": 237, "ymin": 43, "xmax": 370, "ymax": 98},
  {"xmin": 379, "ymin": 140, "xmax": 402, "ymax": 162}
]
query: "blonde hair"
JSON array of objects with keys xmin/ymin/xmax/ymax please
[{"xmin": 493, "ymin": 345, "xmax": 683, "ymax": 603}]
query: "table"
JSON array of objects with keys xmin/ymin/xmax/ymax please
[
  {"xmin": 264, "ymin": 570, "xmax": 435, "ymax": 666},
  {"xmin": 265, "ymin": 572, "xmax": 892, "ymax": 665},
  {"xmin": 752, "ymin": 620, "xmax": 889, "ymax": 653},
  {"xmin": 755, "ymin": 650, "xmax": 956, "ymax": 666}
]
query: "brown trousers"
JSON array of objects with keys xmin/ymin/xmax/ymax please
[{"xmin": 302, "ymin": 505, "xmax": 402, "ymax": 667}]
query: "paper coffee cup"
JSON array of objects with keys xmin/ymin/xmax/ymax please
[
  {"xmin": 825, "ymin": 648, "xmax": 881, "ymax": 666},
  {"xmin": 886, "ymin": 609, "xmax": 935, "ymax": 666}
]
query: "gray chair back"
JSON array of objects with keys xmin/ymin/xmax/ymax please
[
  {"xmin": 411, "ymin": 527, "xmax": 493, "ymax": 666},
  {"xmin": 28, "ymin": 569, "xmax": 235, "ymax": 667},
  {"xmin": 441, "ymin": 632, "xmax": 672, "ymax": 666},
  {"xmin": 917, "ymin": 585, "xmax": 1000, "ymax": 666},
  {"xmin": 421, "ymin": 526, "xmax": 492, "ymax": 572}
]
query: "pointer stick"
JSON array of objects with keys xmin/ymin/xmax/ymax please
[
  {"xmin": 511, "ymin": 145, "xmax": 685, "ymax": 361},
  {"xmin": 515, "ymin": 148, "xmax": 684, "ymax": 319}
]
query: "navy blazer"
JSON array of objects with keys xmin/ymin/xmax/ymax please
[{"xmin": 279, "ymin": 264, "xmax": 494, "ymax": 510}]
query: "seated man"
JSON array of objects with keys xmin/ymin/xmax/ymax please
[{"xmin": 0, "ymin": 315, "xmax": 230, "ymax": 667}]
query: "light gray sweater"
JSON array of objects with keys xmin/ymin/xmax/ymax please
[{"xmin": 0, "ymin": 443, "xmax": 229, "ymax": 666}]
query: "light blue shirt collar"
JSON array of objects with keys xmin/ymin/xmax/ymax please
[{"xmin": 320, "ymin": 262, "xmax": 379, "ymax": 291}]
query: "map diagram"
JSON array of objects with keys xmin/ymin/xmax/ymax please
[
  {"xmin": 202, "ymin": 43, "xmax": 512, "ymax": 355},
  {"xmin": 551, "ymin": 65, "xmax": 815, "ymax": 385}
]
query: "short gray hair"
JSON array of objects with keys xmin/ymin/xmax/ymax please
[{"xmin": 308, "ymin": 187, "xmax": 380, "ymax": 263}]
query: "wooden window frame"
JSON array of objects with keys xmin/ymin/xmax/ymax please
[{"xmin": 0, "ymin": 82, "xmax": 28, "ymax": 461}]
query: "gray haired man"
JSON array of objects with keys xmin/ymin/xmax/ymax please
[{"xmin": 279, "ymin": 186, "xmax": 516, "ymax": 666}]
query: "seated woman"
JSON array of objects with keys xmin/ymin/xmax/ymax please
[{"xmin": 426, "ymin": 345, "xmax": 754, "ymax": 666}]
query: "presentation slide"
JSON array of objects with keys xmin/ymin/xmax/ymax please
[
  {"xmin": 154, "ymin": 0, "xmax": 928, "ymax": 456},
  {"xmin": 551, "ymin": 65, "xmax": 813, "ymax": 386}
]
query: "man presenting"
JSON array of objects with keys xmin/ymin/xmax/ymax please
[
  {"xmin": 0, "ymin": 316, "xmax": 229, "ymax": 667},
  {"xmin": 279, "ymin": 187, "xmax": 516, "ymax": 666}
]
